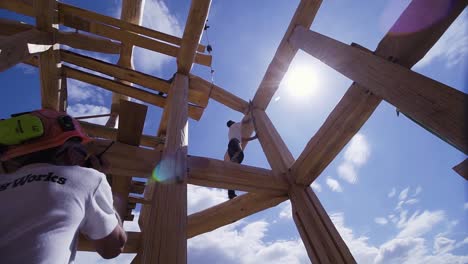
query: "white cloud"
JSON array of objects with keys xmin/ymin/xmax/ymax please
[
  {"xmin": 67, "ymin": 104, "xmax": 110, "ymax": 125},
  {"xmin": 188, "ymin": 221, "xmax": 308, "ymax": 264},
  {"xmin": 337, "ymin": 133, "xmax": 370, "ymax": 184},
  {"xmin": 413, "ymin": 186, "xmax": 422, "ymax": 197},
  {"xmin": 326, "ymin": 177, "xmax": 343, "ymax": 192},
  {"xmin": 187, "ymin": 185, "xmax": 227, "ymax": 214},
  {"xmin": 375, "ymin": 217, "xmax": 388, "ymax": 225},
  {"xmin": 397, "ymin": 210, "xmax": 445, "ymax": 238},
  {"xmin": 388, "ymin": 187, "xmax": 396, "ymax": 198},
  {"xmin": 279, "ymin": 201, "xmax": 292, "ymax": 220},
  {"xmin": 404, "ymin": 198, "xmax": 419, "ymax": 205},
  {"xmin": 414, "ymin": 9, "xmax": 468, "ymax": 69},
  {"xmin": 67, "ymin": 79, "xmax": 107, "ymax": 104},
  {"xmin": 134, "ymin": 0, "xmax": 183, "ymax": 74},
  {"xmin": 311, "ymin": 182, "xmax": 322, "ymax": 192},
  {"xmin": 398, "ymin": 187, "xmax": 410, "ymax": 201},
  {"xmin": 343, "ymin": 134, "xmax": 371, "ymax": 166},
  {"xmin": 433, "ymin": 236, "xmax": 456, "ymax": 254},
  {"xmin": 464, "ymin": 202, "xmax": 468, "ymax": 210},
  {"xmin": 375, "ymin": 237, "xmax": 427, "ymax": 264}
]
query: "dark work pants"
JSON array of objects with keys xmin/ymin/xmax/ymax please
[{"xmin": 228, "ymin": 138, "xmax": 244, "ymax": 198}]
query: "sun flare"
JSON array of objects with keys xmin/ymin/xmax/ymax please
[{"xmin": 284, "ymin": 64, "xmax": 320, "ymax": 99}]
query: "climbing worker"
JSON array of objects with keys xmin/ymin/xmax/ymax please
[
  {"xmin": 0, "ymin": 109, "xmax": 127, "ymax": 263},
  {"xmin": 226, "ymin": 119, "xmax": 257, "ymax": 199}
]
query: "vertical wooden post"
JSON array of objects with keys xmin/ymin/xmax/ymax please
[
  {"xmin": 141, "ymin": 73, "xmax": 188, "ymax": 264},
  {"xmin": 35, "ymin": 0, "xmax": 61, "ymax": 110}
]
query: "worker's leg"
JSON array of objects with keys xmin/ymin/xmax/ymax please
[{"xmin": 227, "ymin": 139, "xmax": 244, "ymax": 199}]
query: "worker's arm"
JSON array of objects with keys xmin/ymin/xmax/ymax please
[
  {"xmin": 242, "ymin": 134, "xmax": 258, "ymax": 142},
  {"xmin": 93, "ymin": 212, "xmax": 127, "ymax": 259}
]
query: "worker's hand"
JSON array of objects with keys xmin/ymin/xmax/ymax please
[{"xmin": 86, "ymin": 155, "xmax": 110, "ymax": 174}]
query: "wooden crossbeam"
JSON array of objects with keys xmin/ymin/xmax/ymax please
[
  {"xmin": 0, "ymin": 0, "xmax": 34, "ymax": 17},
  {"xmin": 290, "ymin": 186, "xmax": 355, "ymax": 263},
  {"xmin": 62, "ymin": 66, "xmax": 204, "ymax": 120},
  {"xmin": 58, "ymin": 2, "xmax": 206, "ymax": 53},
  {"xmin": 252, "ymin": 0, "xmax": 322, "ymax": 110},
  {"xmin": 0, "ymin": 18, "xmax": 121, "ymax": 54},
  {"xmin": 78, "ymin": 232, "xmax": 141, "ymax": 253},
  {"xmin": 140, "ymin": 73, "xmax": 189, "ymax": 263},
  {"xmin": 290, "ymin": 27, "xmax": 468, "ymax": 154},
  {"xmin": 58, "ymin": 13, "xmax": 211, "ymax": 67},
  {"xmin": 35, "ymin": 0, "xmax": 62, "ymax": 111},
  {"xmin": 88, "ymin": 139, "xmax": 161, "ymax": 178},
  {"xmin": 79, "ymin": 121, "xmax": 163, "ymax": 148},
  {"xmin": 292, "ymin": 0, "xmax": 467, "ymax": 185},
  {"xmin": 188, "ymin": 193, "xmax": 288, "ymax": 238},
  {"xmin": 61, "ymin": 50, "xmax": 210, "ymax": 107},
  {"xmin": 190, "ymin": 75, "xmax": 249, "ymax": 113},
  {"xmin": 453, "ymin": 158, "xmax": 468, "ymax": 181},
  {"xmin": 187, "ymin": 156, "xmax": 289, "ymax": 194},
  {"xmin": 177, "ymin": 0, "xmax": 211, "ymax": 74},
  {"xmin": 0, "ymin": 29, "xmax": 52, "ymax": 72}
]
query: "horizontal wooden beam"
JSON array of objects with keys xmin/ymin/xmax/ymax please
[
  {"xmin": 59, "ymin": 2, "xmax": 206, "ymax": 53},
  {"xmin": 0, "ymin": 29, "xmax": 52, "ymax": 72},
  {"xmin": 252, "ymin": 0, "xmax": 322, "ymax": 110},
  {"xmin": 0, "ymin": 19, "xmax": 120, "ymax": 54},
  {"xmin": 290, "ymin": 27, "xmax": 468, "ymax": 154},
  {"xmin": 187, "ymin": 156, "xmax": 288, "ymax": 194},
  {"xmin": 59, "ymin": 12, "xmax": 211, "ymax": 67},
  {"xmin": 79, "ymin": 121, "xmax": 164, "ymax": 148},
  {"xmin": 63, "ymin": 66, "xmax": 204, "ymax": 120},
  {"xmin": 78, "ymin": 231, "xmax": 141, "ymax": 253},
  {"xmin": 190, "ymin": 75, "xmax": 249, "ymax": 113},
  {"xmin": 177, "ymin": 0, "xmax": 211, "ymax": 74},
  {"xmin": 61, "ymin": 50, "xmax": 209, "ymax": 107},
  {"xmin": 188, "ymin": 193, "xmax": 287, "ymax": 238},
  {"xmin": 0, "ymin": 0, "xmax": 35, "ymax": 17},
  {"xmin": 88, "ymin": 139, "xmax": 161, "ymax": 178}
]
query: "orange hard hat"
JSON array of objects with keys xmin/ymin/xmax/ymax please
[{"xmin": 1, "ymin": 109, "xmax": 92, "ymax": 161}]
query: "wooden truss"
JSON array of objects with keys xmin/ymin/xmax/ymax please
[{"xmin": 1, "ymin": 0, "xmax": 467, "ymax": 263}]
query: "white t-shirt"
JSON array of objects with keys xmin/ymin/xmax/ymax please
[
  {"xmin": 0, "ymin": 163, "xmax": 118, "ymax": 264},
  {"xmin": 228, "ymin": 122, "xmax": 242, "ymax": 141}
]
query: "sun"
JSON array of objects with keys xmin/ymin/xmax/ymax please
[{"xmin": 283, "ymin": 64, "xmax": 320, "ymax": 100}]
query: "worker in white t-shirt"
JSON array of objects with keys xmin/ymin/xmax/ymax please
[
  {"xmin": 226, "ymin": 120, "xmax": 257, "ymax": 199},
  {"xmin": 0, "ymin": 109, "xmax": 127, "ymax": 264}
]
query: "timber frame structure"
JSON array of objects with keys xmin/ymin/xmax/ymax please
[{"xmin": 1, "ymin": 0, "xmax": 467, "ymax": 263}]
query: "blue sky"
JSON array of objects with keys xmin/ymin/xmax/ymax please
[{"xmin": 1, "ymin": 0, "xmax": 467, "ymax": 263}]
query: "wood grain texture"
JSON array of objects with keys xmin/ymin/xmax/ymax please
[
  {"xmin": 252, "ymin": 0, "xmax": 322, "ymax": 110},
  {"xmin": 0, "ymin": 29, "xmax": 52, "ymax": 72},
  {"xmin": 62, "ymin": 66, "xmax": 204, "ymax": 120},
  {"xmin": 453, "ymin": 158, "xmax": 468, "ymax": 181},
  {"xmin": 177, "ymin": 0, "xmax": 211, "ymax": 74},
  {"xmin": 290, "ymin": 27, "xmax": 467, "ymax": 154},
  {"xmin": 140, "ymin": 74, "xmax": 189, "ymax": 264},
  {"xmin": 187, "ymin": 156, "xmax": 288, "ymax": 194},
  {"xmin": 188, "ymin": 192, "xmax": 288, "ymax": 238}
]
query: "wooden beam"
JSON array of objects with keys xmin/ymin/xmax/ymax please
[
  {"xmin": 141, "ymin": 74, "xmax": 189, "ymax": 264},
  {"xmin": 252, "ymin": 0, "xmax": 322, "ymax": 110},
  {"xmin": 177, "ymin": 0, "xmax": 211, "ymax": 74},
  {"xmin": 35, "ymin": 0, "xmax": 62, "ymax": 111},
  {"xmin": 78, "ymin": 231, "xmax": 141, "ymax": 253},
  {"xmin": 188, "ymin": 193, "xmax": 287, "ymax": 238},
  {"xmin": 293, "ymin": 83, "xmax": 380, "ymax": 185},
  {"xmin": 187, "ymin": 156, "xmax": 288, "ymax": 194},
  {"xmin": 453, "ymin": 158, "xmax": 468, "ymax": 181},
  {"xmin": 62, "ymin": 66, "xmax": 204, "ymax": 120},
  {"xmin": 290, "ymin": 186, "xmax": 355, "ymax": 263},
  {"xmin": 292, "ymin": 0, "xmax": 467, "ymax": 185},
  {"xmin": 252, "ymin": 109, "xmax": 295, "ymax": 174},
  {"xmin": 87, "ymin": 139, "xmax": 161, "ymax": 178},
  {"xmin": 0, "ymin": 0, "xmax": 34, "ymax": 17},
  {"xmin": 111, "ymin": 100, "xmax": 147, "ymax": 221},
  {"xmin": 61, "ymin": 50, "xmax": 209, "ymax": 107},
  {"xmin": 58, "ymin": 32, "xmax": 121, "ymax": 54},
  {"xmin": 375, "ymin": 0, "xmax": 468, "ymax": 68},
  {"xmin": 79, "ymin": 121, "xmax": 163, "ymax": 148},
  {"xmin": 58, "ymin": 13, "xmax": 211, "ymax": 67},
  {"xmin": 190, "ymin": 75, "xmax": 249, "ymax": 113},
  {"xmin": 0, "ymin": 18, "xmax": 34, "ymax": 35},
  {"xmin": 289, "ymin": 27, "xmax": 468, "ymax": 154},
  {"xmin": 58, "ymin": 2, "xmax": 206, "ymax": 53},
  {"xmin": 0, "ymin": 29, "xmax": 52, "ymax": 72}
]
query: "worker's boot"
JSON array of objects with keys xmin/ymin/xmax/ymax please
[{"xmin": 228, "ymin": 190, "xmax": 237, "ymax": 199}]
